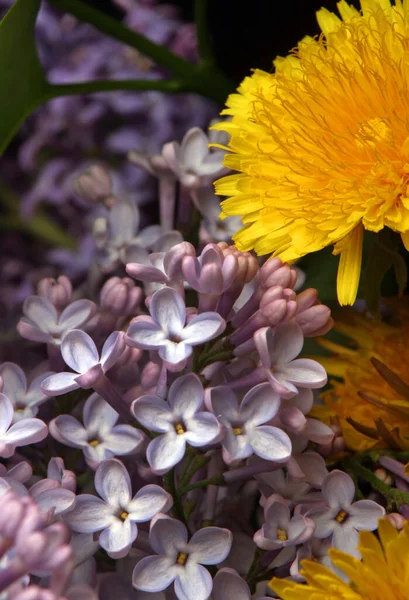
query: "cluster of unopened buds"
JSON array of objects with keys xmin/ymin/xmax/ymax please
[{"xmin": 0, "ymin": 230, "xmax": 391, "ymax": 600}]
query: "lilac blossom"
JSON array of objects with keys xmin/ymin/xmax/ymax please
[
  {"xmin": 126, "ymin": 287, "xmax": 225, "ymax": 370},
  {"xmin": 0, "ymin": 393, "xmax": 48, "ymax": 458},
  {"xmin": 210, "ymin": 383, "xmax": 292, "ymax": 464},
  {"xmin": 65, "ymin": 459, "xmax": 172, "ymax": 558},
  {"xmin": 132, "ymin": 374, "xmax": 220, "ymax": 474},
  {"xmin": 254, "ymin": 323, "xmax": 327, "ymax": 397},
  {"xmin": 28, "ymin": 475, "xmax": 77, "ymax": 517},
  {"xmin": 132, "ymin": 514, "xmax": 232, "ymax": 600},
  {"xmin": 307, "ymin": 470, "xmax": 385, "ymax": 557},
  {"xmin": 17, "ymin": 296, "xmax": 96, "ymax": 346},
  {"xmin": 212, "ymin": 568, "xmax": 271, "ymax": 600},
  {"xmin": 47, "ymin": 457, "xmax": 76, "ymax": 493},
  {"xmin": 276, "ymin": 388, "xmax": 334, "ymax": 445},
  {"xmin": 0, "ymin": 362, "xmax": 53, "ymax": 420},
  {"xmin": 50, "ymin": 393, "xmax": 144, "ymax": 468}
]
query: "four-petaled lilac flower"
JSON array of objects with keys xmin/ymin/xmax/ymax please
[
  {"xmin": 132, "ymin": 514, "xmax": 232, "ymax": 600},
  {"xmin": 41, "ymin": 330, "xmax": 125, "ymax": 395},
  {"xmin": 210, "ymin": 383, "xmax": 292, "ymax": 464},
  {"xmin": 307, "ymin": 470, "xmax": 385, "ymax": 557},
  {"xmin": 162, "ymin": 127, "xmax": 225, "ymax": 188},
  {"xmin": 132, "ymin": 373, "xmax": 221, "ymax": 474},
  {"xmin": 277, "ymin": 388, "xmax": 334, "ymax": 445},
  {"xmin": 17, "ymin": 295, "xmax": 96, "ymax": 346},
  {"xmin": 50, "ymin": 393, "xmax": 144, "ymax": 469},
  {"xmin": 126, "ymin": 287, "xmax": 225, "ymax": 370},
  {"xmin": 65, "ymin": 459, "xmax": 172, "ymax": 558},
  {"xmin": 254, "ymin": 323, "xmax": 327, "ymax": 398},
  {"xmin": 254, "ymin": 496, "xmax": 315, "ymax": 551},
  {"xmin": 0, "ymin": 362, "xmax": 53, "ymax": 421},
  {"xmin": 0, "ymin": 393, "xmax": 48, "ymax": 458}
]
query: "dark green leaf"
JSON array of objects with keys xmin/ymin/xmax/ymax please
[{"xmin": 0, "ymin": 0, "xmax": 50, "ymax": 155}]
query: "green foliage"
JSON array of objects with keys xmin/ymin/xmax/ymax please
[{"xmin": 0, "ymin": 0, "xmax": 50, "ymax": 155}]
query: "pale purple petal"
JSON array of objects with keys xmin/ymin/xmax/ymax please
[
  {"xmin": 104, "ymin": 426, "xmax": 144, "ymax": 455},
  {"xmin": 99, "ymin": 519, "xmax": 136, "ymax": 557},
  {"xmin": 109, "ymin": 200, "xmax": 139, "ymax": 243},
  {"xmin": 128, "ymin": 484, "xmax": 172, "ymax": 521},
  {"xmin": 280, "ymin": 359, "xmax": 327, "ymax": 389},
  {"xmin": 348, "ymin": 500, "xmax": 385, "ymax": 530},
  {"xmin": 4, "ymin": 418, "xmax": 48, "ymax": 445},
  {"xmin": 100, "ymin": 331, "xmax": 126, "ymax": 373},
  {"xmin": 322, "ymin": 470, "xmax": 355, "ymax": 510},
  {"xmin": 0, "ymin": 394, "xmax": 14, "ymax": 433},
  {"xmin": 149, "ymin": 287, "xmax": 186, "ymax": 335},
  {"xmin": 212, "ymin": 569, "xmax": 250, "ymax": 600},
  {"xmin": 253, "ymin": 327, "xmax": 273, "ymax": 369},
  {"xmin": 168, "ymin": 373, "xmax": 203, "ymax": 417},
  {"xmin": 147, "ymin": 433, "xmax": 186, "ymax": 474},
  {"xmin": 223, "ymin": 427, "xmax": 253, "ymax": 461},
  {"xmin": 149, "ymin": 514, "xmax": 187, "ymax": 556},
  {"xmin": 26, "ymin": 372, "xmax": 53, "ymax": 407},
  {"xmin": 126, "ymin": 320, "xmax": 166, "ymax": 349},
  {"xmin": 189, "ymin": 527, "xmax": 232, "ymax": 564},
  {"xmin": 308, "ymin": 508, "xmax": 336, "ymax": 538},
  {"xmin": 332, "ymin": 525, "xmax": 360, "ymax": 557},
  {"xmin": 132, "ymin": 556, "xmax": 177, "ymax": 593},
  {"xmin": 270, "ymin": 323, "xmax": 304, "ymax": 365},
  {"xmin": 174, "ymin": 563, "xmax": 212, "ymax": 600},
  {"xmin": 65, "ymin": 495, "xmax": 113, "ymax": 533},
  {"xmin": 61, "ymin": 330, "xmax": 99, "ymax": 374},
  {"xmin": 248, "ymin": 426, "xmax": 292, "ymax": 462},
  {"xmin": 0, "ymin": 363, "xmax": 26, "ymax": 398},
  {"xmin": 34, "ymin": 488, "xmax": 76, "ymax": 515},
  {"xmin": 131, "ymin": 396, "xmax": 173, "ymax": 432},
  {"xmin": 287, "ymin": 515, "xmax": 315, "ymax": 543},
  {"xmin": 59, "ymin": 299, "xmax": 96, "ymax": 329},
  {"xmin": 181, "ymin": 128, "xmax": 209, "ymax": 168},
  {"xmin": 305, "ymin": 419, "xmax": 334, "ymax": 444},
  {"xmin": 49, "ymin": 415, "xmax": 87, "ymax": 447},
  {"xmin": 23, "ymin": 296, "xmax": 58, "ymax": 329},
  {"xmin": 210, "ymin": 387, "xmax": 239, "ymax": 422},
  {"xmin": 17, "ymin": 319, "xmax": 53, "ymax": 343},
  {"xmin": 184, "ymin": 413, "xmax": 220, "ymax": 447},
  {"xmin": 181, "ymin": 312, "xmax": 225, "ymax": 345},
  {"xmin": 239, "ymin": 383, "xmax": 281, "ymax": 426},
  {"xmin": 94, "ymin": 459, "xmax": 131, "ymax": 506},
  {"xmin": 159, "ymin": 342, "xmax": 192, "ymax": 365},
  {"xmin": 41, "ymin": 372, "xmax": 79, "ymax": 395},
  {"xmin": 83, "ymin": 393, "xmax": 118, "ymax": 434}
]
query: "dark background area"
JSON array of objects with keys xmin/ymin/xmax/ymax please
[{"xmin": 85, "ymin": 0, "xmax": 359, "ymax": 85}]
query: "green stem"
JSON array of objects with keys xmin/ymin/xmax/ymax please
[
  {"xmin": 164, "ymin": 470, "xmax": 189, "ymax": 528},
  {"xmin": 346, "ymin": 459, "xmax": 409, "ymax": 509},
  {"xmin": 194, "ymin": 0, "xmax": 215, "ymax": 66},
  {"xmin": 47, "ymin": 78, "xmax": 184, "ymax": 99},
  {"xmin": 180, "ymin": 474, "xmax": 224, "ymax": 495}
]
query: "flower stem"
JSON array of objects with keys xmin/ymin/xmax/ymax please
[
  {"xmin": 179, "ymin": 474, "xmax": 224, "ymax": 495},
  {"xmin": 164, "ymin": 470, "xmax": 189, "ymax": 529},
  {"xmin": 47, "ymin": 78, "xmax": 184, "ymax": 99},
  {"xmin": 194, "ymin": 0, "xmax": 215, "ymax": 67}
]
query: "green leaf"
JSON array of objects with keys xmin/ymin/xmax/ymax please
[{"xmin": 0, "ymin": 0, "xmax": 50, "ymax": 155}]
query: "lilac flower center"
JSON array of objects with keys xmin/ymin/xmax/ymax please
[
  {"xmin": 174, "ymin": 423, "xmax": 186, "ymax": 435},
  {"xmin": 117, "ymin": 510, "xmax": 129, "ymax": 521},
  {"xmin": 89, "ymin": 439, "xmax": 101, "ymax": 447},
  {"xmin": 277, "ymin": 527, "xmax": 288, "ymax": 541},
  {"xmin": 335, "ymin": 509, "xmax": 349, "ymax": 523},
  {"xmin": 176, "ymin": 551, "xmax": 188, "ymax": 566}
]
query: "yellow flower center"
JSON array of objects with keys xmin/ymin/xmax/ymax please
[
  {"xmin": 175, "ymin": 423, "xmax": 185, "ymax": 435},
  {"xmin": 89, "ymin": 439, "xmax": 101, "ymax": 447},
  {"xmin": 233, "ymin": 427, "xmax": 243, "ymax": 435},
  {"xmin": 277, "ymin": 527, "xmax": 288, "ymax": 541},
  {"xmin": 335, "ymin": 510, "xmax": 348, "ymax": 524},
  {"xmin": 176, "ymin": 552, "xmax": 188, "ymax": 566},
  {"xmin": 120, "ymin": 511, "xmax": 128, "ymax": 521}
]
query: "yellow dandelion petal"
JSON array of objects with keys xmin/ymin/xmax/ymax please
[{"xmin": 215, "ymin": 0, "xmax": 409, "ymax": 304}]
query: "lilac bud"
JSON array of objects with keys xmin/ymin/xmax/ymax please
[
  {"xmin": 37, "ymin": 276, "xmax": 72, "ymax": 311},
  {"xmin": 100, "ymin": 277, "xmax": 142, "ymax": 316},
  {"xmin": 295, "ymin": 303, "xmax": 333, "ymax": 337},
  {"xmin": 73, "ymin": 164, "xmax": 112, "ymax": 204},
  {"xmin": 140, "ymin": 361, "xmax": 161, "ymax": 390},
  {"xmin": 386, "ymin": 512, "xmax": 406, "ymax": 529},
  {"xmin": 374, "ymin": 468, "xmax": 394, "ymax": 485},
  {"xmin": 260, "ymin": 258, "xmax": 296, "ymax": 289}
]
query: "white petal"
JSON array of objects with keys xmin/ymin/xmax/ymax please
[
  {"xmin": 147, "ymin": 433, "xmax": 186, "ymax": 474},
  {"xmin": 279, "ymin": 359, "xmax": 327, "ymax": 389},
  {"xmin": 159, "ymin": 341, "xmax": 192, "ymax": 366},
  {"xmin": 174, "ymin": 563, "xmax": 212, "ymax": 600},
  {"xmin": 210, "ymin": 387, "xmax": 240, "ymax": 422},
  {"xmin": 4, "ymin": 418, "xmax": 47, "ymax": 445},
  {"xmin": 65, "ymin": 494, "xmax": 113, "ymax": 533},
  {"xmin": 212, "ymin": 569, "xmax": 250, "ymax": 600},
  {"xmin": 22, "ymin": 296, "xmax": 58, "ymax": 330},
  {"xmin": 189, "ymin": 527, "xmax": 232, "ymax": 564},
  {"xmin": 100, "ymin": 331, "xmax": 125, "ymax": 373},
  {"xmin": 0, "ymin": 363, "xmax": 27, "ymax": 399},
  {"xmin": 131, "ymin": 396, "xmax": 173, "ymax": 432},
  {"xmin": 128, "ymin": 484, "xmax": 172, "ymax": 521},
  {"xmin": 35, "ymin": 488, "xmax": 76, "ymax": 515},
  {"xmin": 269, "ymin": 322, "xmax": 304, "ymax": 365},
  {"xmin": 126, "ymin": 320, "xmax": 166, "ymax": 349},
  {"xmin": 181, "ymin": 127, "xmax": 209, "ymax": 168},
  {"xmin": 104, "ymin": 425, "xmax": 144, "ymax": 455},
  {"xmin": 61, "ymin": 330, "xmax": 99, "ymax": 374},
  {"xmin": 95, "ymin": 459, "xmax": 131, "ymax": 506},
  {"xmin": 149, "ymin": 287, "xmax": 186, "ymax": 336},
  {"xmin": 181, "ymin": 312, "xmax": 225, "ymax": 345},
  {"xmin": 223, "ymin": 426, "xmax": 253, "ymax": 461},
  {"xmin": 59, "ymin": 299, "xmax": 96, "ymax": 329},
  {"xmin": 149, "ymin": 514, "xmax": 187, "ymax": 555},
  {"xmin": 184, "ymin": 413, "xmax": 220, "ymax": 446},
  {"xmin": 83, "ymin": 393, "xmax": 118, "ymax": 435},
  {"xmin": 248, "ymin": 426, "xmax": 292, "ymax": 462},
  {"xmin": 0, "ymin": 394, "xmax": 14, "ymax": 433},
  {"xmin": 322, "ymin": 470, "xmax": 355, "ymax": 510},
  {"xmin": 132, "ymin": 555, "xmax": 177, "ymax": 593},
  {"xmin": 109, "ymin": 199, "xmax": 139, "ymax": 243},
  {"xmin": 348, "ymin": 500, "xmax": 385, "ymax": 530},
  {"xmin": 26, "ymin": 371, "xmax": 53, "ymax": 407},
  {"xmin": 50, "ymin": 415, "xmax": 87, "ymax": 447},
  {"xmin": 99, "ymin": 519, "xmax": 136, "ymax": 557},
  {"xmin": 168, "ymin": 373, "xmax": 203, "ymax": 417},
  {"xmin": 240, "ymin": 383, "xmax": 281, "ymax": 426},
  {"xmin": 41, "ymin": 372, "xmax": 79, "ymax": 396},
  {"xmin": 332, "ymin": 525, "xmax": 360, "ymax": 557}
]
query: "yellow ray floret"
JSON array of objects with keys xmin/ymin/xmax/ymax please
[
  {"xmin": 270, "ymin": 518, "xmax": 409, "ymax": 600},
  {"xmin": 214, "ymin": 0, "xmax": 409, "ymax": 305}
]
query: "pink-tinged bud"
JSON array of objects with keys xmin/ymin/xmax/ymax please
[
  {"xmin": 100, "ymin": 277, "xmax": 142, "ymax": 316},
  {"xmin": 140, "ymin": 361, "xmax": 161, "ymax": 390},
  {"xmin": 374, "ymin": 468, "xmax": 394, "ymax": 485},
  {"xmin": 73, "ymin": 164, "xmax": 112, "ymax": 204},
  {"xmin": 164, "ymin": 242, "xmax": 196, "ymax": 279},
  {"xmin": 75, "ymin": 364, "xmax": 104, "ymax": 389},
  {"xmin": 37, "ymin": 276, "xmax": 72, "ymax": 311},
  {"xmin": 260, "ymin": 258, "xmax": 297, "ymax": 290},
  {"xmin": 295, "ymin": 303, "xmax": 333, "ymax": 337},
  {"xmin": 386, "ymin": 512, "xmax": 406, "ymax": 529}
]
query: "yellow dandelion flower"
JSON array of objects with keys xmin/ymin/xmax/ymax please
[
  {"xmin": 310, "ymin": 298, "xmax": 409, "ymax": 451},
  {"xmin": 214, "ymin": 0, "xmax": 409, "ymax": 305},
  {"xmin": 270, "ymin": 518, "xmax": 409, "ymax": 600}
]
